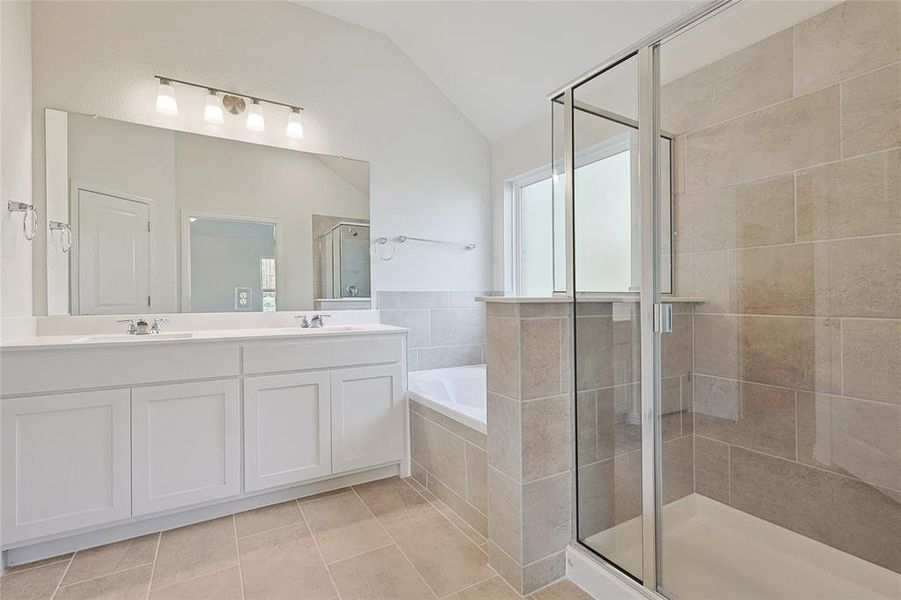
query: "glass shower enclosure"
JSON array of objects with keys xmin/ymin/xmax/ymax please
[
  {"xmin": 319, "ymin": 222, "xmax": 371, "ymax": 300},
  {"xmin": 558, "ymin": 1, "xmax": 900, "ymax": 598}
]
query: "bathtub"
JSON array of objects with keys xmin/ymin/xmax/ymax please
[{"xmin": 408, "ymin": 364, "xmax": 486, "ymax": 434}]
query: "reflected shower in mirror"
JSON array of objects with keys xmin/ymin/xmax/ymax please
[{"xmin": 43, "ymin": 109, "xmax": 370, "ymax": 315}]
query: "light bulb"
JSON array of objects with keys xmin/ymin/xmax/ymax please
[
  {"xmin": 286, "ymin": 108, "xmax": 304, "ymax": 139},
  {"xmin": 155, "ymin": 79, "xmax": 178, "ymax": 116},
  {"xmin": 246, "ymin": 99, "xmax": 265, "ymax": 132},
  {"xmin": 203, "ymin": 89, "xmax": 224, "ymax": 124}
]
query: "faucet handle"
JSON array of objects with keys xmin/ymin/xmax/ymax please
[
  {"xmin": 311, "ymin": 313, "xmax": 332, "ymax": 327},
  {"xmin": 295, "ymin": 314, "xmax": 310, "ymax": 328},
  {"xmin": 116, "ymin": 318, "xmax": 138, "ymax": 335},
  {"xmin": 151, "ymin": 318, "xmax": 169, "ymax": 334}
]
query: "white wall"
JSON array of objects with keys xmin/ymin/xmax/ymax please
[
  {"xmin": 0, "ymin": 0, "xmax": 33, "ymax": 322},
  {"xmin": 30, "ymin": 1, "xmax": 491, "ymax": 314}
]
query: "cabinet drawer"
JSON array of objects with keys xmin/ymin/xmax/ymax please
[{"xmin": 242, "ymin": 335, "xmax": 403, "ymax": 375}]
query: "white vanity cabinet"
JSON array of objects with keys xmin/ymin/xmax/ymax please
[
  {"xmin": 1, "ymin": 389, "xmax": 132, "ymax": 544},
  {"xmin": 132, "ymin": 379, "xmax": 241, "ymax": 515},
  {"xmin": 243, "ymin": 372, "xmax": 332, "ymax": 492}
]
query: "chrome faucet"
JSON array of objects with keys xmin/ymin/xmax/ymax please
[
  {"xmin": 150, "ymin": 318, "xmax": 169, "ymax": 334},
  {"xmin": 310, "ymin": 314, "xmax": 331, "ymax": 328},
  {"xmin": 116, "ymin": 318, "xmax": 150, "ymax": 335},
  {"xmin": 295, "ymin": 314, "xmax": 310, "ymax": 328}
]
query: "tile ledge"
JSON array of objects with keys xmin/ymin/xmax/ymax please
[{"xmin": 477, "ymin": 294, "xmax": 705, "ymax": 304}]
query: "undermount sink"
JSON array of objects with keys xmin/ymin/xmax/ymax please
[{"xmin": 74, "ymin": 332, "xmax": 195, "ymax": 343}]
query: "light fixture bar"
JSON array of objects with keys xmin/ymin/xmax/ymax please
[{"xmin": 153, "ymin": 75, "xmax": 303, "ymax": 112}]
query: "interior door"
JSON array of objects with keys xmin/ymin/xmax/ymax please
[{"xmin": 76, "ymin": 189, "xmax": 150, "ymax": 314}]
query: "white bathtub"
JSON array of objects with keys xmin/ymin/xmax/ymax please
[{"xmin": 408, "ymin": 364, "xmax": 486, "ymax": 434}]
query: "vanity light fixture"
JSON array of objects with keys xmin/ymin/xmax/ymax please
[
  {"xmin": 153, "ymin": 75, "xmax": 304, "ymax": 139},
  {"xmin": 203, "ymin": 89, "xmax": 224, "ymax": 124},
  {"xmin": 286, "ymin": 108, "xmax": 304, "ymax": 139},
  {"xmin": 246, "ymin": 99, "xmax": 265, "ymax": 132},
  {"xmin": 155, "ymin": 78, "xmax": 178, "ymax": 116}
]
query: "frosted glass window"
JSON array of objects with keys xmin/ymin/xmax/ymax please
[{"xmin": 520, "ymin": 178, "xmax": 555, "ymax": 296}]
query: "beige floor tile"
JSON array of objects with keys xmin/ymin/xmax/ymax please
[
  {"xmin": 239, "ymin": 523, "xmax": 336, "ymax": 599},
  {"xmin": 151, "ymin": 516, "xmax": 238, "ymax": 590},
  {"xmin": 0, "ymin": 561, "xmax": 68, "ymax": 600},
  {"xmin": 235, "ymin": 500, "xmax": 303, "ymax": 538},
  {"xmin": 353, "ymin": 476, "xmax": 432, "ymax": 522},
  {"xmin": 1, "ymin": 554, "xmax": 72, "ymax": 576},
  {"xmin": 55, "ymin": 564, "xmax": 152, "ymax": 600},
  {"xmin": 62, "ymin": 533, "xmax": 158, "ymax": 586},
  {"xmin": 531, "ymin": 579, "xmax": 593, "ymax": 600},
  {"xmin": 328, "ymin": 545, "xmax": 434, "ymax": 600},
  {"xmin": 301, "ymin": 490, "xmax": 392, "ymax": 563},
  {"xmin": 149, "ymin": 567, "xmax": 242, "ymax": 600},
  {"xmin": 297, "ymin": 487, "xmax": 350, "ymax": 505},
  {"xmin": 383, "ymin": 507, "xmax": 494, "ymax": 597},
  {"xmin": 446, "ymin": 576, "xmax": 522, "ymax": 600}
]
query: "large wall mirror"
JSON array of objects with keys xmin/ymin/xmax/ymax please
[{"xmin": 44, "ymin": 109, "xmax": 371, "ymax": 315}]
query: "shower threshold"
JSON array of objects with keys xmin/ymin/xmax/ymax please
[{"xmin": 583, "ymin": 494, "xmax": 899, "ymax": 599}]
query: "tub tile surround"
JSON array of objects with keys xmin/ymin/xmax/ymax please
[
  {"xmin": 378, "ymin": 291, "xmax": 495, "ymax": 371},
  {"xmin": 0, "ymin": 477, "xmax": 593, "ymax": 600},
  {"xmin": 484, "ymin": 300, "xmax": 573, "ymax": 595},
  {"xmin": 665, "ymin": 0, "xmax": 901, "ymax": 573}
]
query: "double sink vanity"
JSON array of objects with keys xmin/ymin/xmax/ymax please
[{"xmin": 0, "ymin": 320, "xmax": 408, "ymax": 565}]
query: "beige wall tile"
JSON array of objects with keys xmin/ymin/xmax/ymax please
[
  {"xmin": 149, "ymin": 567, "xmax": 242, "ymax": 600},
  {"xmin": 575, "ymin": 316, "xmax": 614, "ymax": 391},
  {"xmin": 614, "ymin": 450, "xmax": 643, "ymax": 524},
  {"xmin": 431, "ymin": 308, "xmax": 486, "ymax": 347},
  {"xmin": 487, "ymin": 317, "xmax": 521, "ymax": 399},
  {"xmin": 520, "ymin": 303, "xmax": 570, "ymax": 318},
  {"xmin": 151, "ymin": 517, "xmax": 237, "ymax": 590},
  {"xmin": 520, "ymin": 318, "xmax": 562, "ymax": 400},
  {"xmin": 829, "ymin": 235, "xmax": 901, "ymax": 318},
  {"xmin": 56, "ymin": 564, "xmax": 152, "ymax": 600},
  {"xmin": 63, "ymin": 533, "xmax": 158, "ymax": 586},
  {"xmin": 674, "ymin": 250, "xmax": 729, "ymax": 313},
  {"xmin": 662, "ymin": 313, "xmax": 692, "ymax": 377},
  {"xmin": 730, "ymin": 447, "xmax": 833, "ymax": 542},
  {"xmin": 694, "ymin": 315, "xmax": 840, "ymax": 392},
  {"xmin": 238, "ymin": 524, "xmax": 335, "ymax": 600},
  {"xmin": 465, "ymin": 443, "xmax": 488, "ymax": 514},
  {"xmin": 353, "ymin": 476, "xmax": 431, "ymax": 522},
  {"xmin": 235, "ymin": 502, "xmax": 302, "ymax": 539},
  {"xmin": 662, "ymin": 436, "xmax": 694, "ymax": 504},
  {"xmin": 828, "ymin": 479, "xmax": 901, "ymax": 573},
  {"xmin": 486, "ymin": 303, "xmax": 520, "ymax": 318},
  {"xmin": 521, "ymin": 395, "xmax": 571, "ymax": 482},
  {"xmin": 417, "ymin": 345, "xmax": 483, "ymax": 370},
  {"xmin": 300, "ymin": 491, "xmax": 392, "ymax": 564},
  {"xmin": 674, "ymin": 174, "xmax": 795, "ymax": 254},
  {"xmin": 794, "ymin": 1, "xmax": 901, "ymax": 95},
  {"xmin": 488, "ymin": 468, "xmax": 522, "ymax": 563},
  {"xmin": 596, "ymin": 388, "xmax": 616, "ymax": 461},
  {"xmin": 695, "ymin": 377, "xmax": 797, "ymax": 459},
  {"xmin": 613, "ymin": 317, "xmax": 641, "ymax": 385},
  {"xmin": 842, "ymin": 61, "xmax": 901, "ymax": 157},
  {"xmin": 685, "ymin": 86, "xmax": 840, "ymax": 191},
  {"xmin": 410, "ymin": 412, "xmax": 467, "ymax": 493},
  {"xmin": 694, "ymin": 436, "xmax": 730, "ymax": 504},
  {"xmin": 487, "ymin": 392, "xmax": 522, "ymax": 481},
  {"xmin": 576, "ymin": 390, "xmax": 598, "ymax": 467},
  {"xmin": 425, "ymin": 470, "xmax": 489, "ymax": 536},
  {"xmin": 662, "ymin": 30, "xmax": 793, "ymax": 135},
  {"xmin": 797, "ymin": 392, "xmax": 900, "ymax": 490},
  {"xmin": 328, "ymin": 545, "xmax": 433, "ymax": 600},
  {"xmin": 521, "ymin": 551, "xmax": 567, "ymax": 596},
  {"xmin": 797, "ymin": 149, "xmax": 901, "ymax": 241},
  {"xmin": 730, "ymin": 242, "xmax": 831, "ymax": 316},
  {"xmin": 577, "ymin": 460, "xmax": 615, "ymax": 540},
  {"xmin": 522, "ymin": 472, "xmax": 571, "ymax": 564},
  {"xmin": 488, "ymin": 542, "xmax": 523, "ymax": 595},
  {"xmin": 844, "ymin": 319, "xmax": 901, "ymax": 406},
  {"xmin": 382, "ymin": 508, "xmax": 493, "ymax": 597}
]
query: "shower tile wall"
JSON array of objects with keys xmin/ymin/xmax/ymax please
[
  {"xmin": 667, "ymin": 0, "xmax": 900, "ymax": 573},
  {"xmin": 377, "ymin": 291, "xmax": 489, "ymax": 371}
]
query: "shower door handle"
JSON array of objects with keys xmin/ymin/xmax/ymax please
[{"xmin": 654, "ymin": 303, "xmax": 673, "ymax": 333}]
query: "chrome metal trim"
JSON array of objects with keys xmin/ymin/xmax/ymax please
[
  {"xmin": 547, "ymin": 0, "xmax": 734, "ymax": 99},
  {"xmin": 563, "ymin": 88, "xmax": 575, "ymax": 295},
  {"xmin": 154, "ymin": 75, "xmax": 303, "ymax": 112},
  {"xmin": 375, "ymin": 235, "xmax": 475, "ymax": 250}
]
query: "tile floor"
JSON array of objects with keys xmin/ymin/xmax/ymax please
[{"xmin": 0, "ymin": 477, "xmax": 592, "ymax": 600}]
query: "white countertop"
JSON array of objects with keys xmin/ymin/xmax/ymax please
[{"xmin": 0, "ymin": 323, "xmax": 407, "ymax": 351}]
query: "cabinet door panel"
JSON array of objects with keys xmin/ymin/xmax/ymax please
[
  {"xmin": 1, "ymin": 390, "xmax": 131, "ymax": 543},
  {"xmin": 132, "ymin": 380, "xmax": 240, "ymax": 515},
  {"xmin": 331, "ymin": 364, "xmax": 404, "ymax": 473},
  {"xmin": 244, "ymin": 372, "xmax": 331, "ymax": 492}
]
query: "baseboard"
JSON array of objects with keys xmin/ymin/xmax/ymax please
[{"xmin": 565, "ymin": 544, "xmax": 655, "ymax": 600}]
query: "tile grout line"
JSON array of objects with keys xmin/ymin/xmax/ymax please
[
  {"xmin": 58, "ymin": 562, "xmax": 155, "ymax": 591},
  {"xmin": 149, "ymin": 564, "xmax": 238, "ymax": 596},
  {"xmin": 48, "ymin": 553, "xmax": 75, "ymax": 600},
  {"xmin": 349, "ymin": 486, "xmax": 440, "ymax": 599},
  {"xmin": 144, "ymin": 531, "xmax": 162, "ymax": 600},
  {"xmin": 297, "ymin": 498, "xmax": 342, "ymax": 599},
  {"xmin": 437, "ymin": 572, "xmax": 499, "ymax": 599},
  {"xmin": 0, "ymin": 556, "xmax": 72, "ymax": 578},
  {"xmin": 403, "ymin": 475, "xmax": 489, "ymax": 546},
  {"xmin": 231, "ymin": 515, "xmax": 247, "ymax": 600},
  {"xmin": 322, "ymin": 541, "xmax": 398, "ymax": 567}
]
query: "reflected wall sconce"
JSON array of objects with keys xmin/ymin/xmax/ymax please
[{"xmin": 154, "ymin": 75, "xmax": 304, "ymax": 138}]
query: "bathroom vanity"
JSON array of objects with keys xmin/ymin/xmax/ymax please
[{"xmin": 0, "ymin": 324, "xmax": 407, "ymax": 563}]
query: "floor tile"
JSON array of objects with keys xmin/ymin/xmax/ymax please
[
  {"xmin": 328, "ymin": 545, "xmax": 434, "ymax": 600},
  {"xmin": 0, "ymin": 561, "xmax": 68, "ymax": 600},
  {"xmin": 353, "ymin": 476, "xmax": 431, "ymax": 522},
  {"xmin": 62, "ymin": 533, "xmax": 158, "ymax": 585},
  {"xmin": 301, "ymin": 491, "xmax": 392, "ymax": 563},
  {"xmin": 151, "ymin": 516, "xmax": 238, "ymax": 590},
  {"xmin": 55, "ymin": 564, "xmax": 152, "ymax": 600},
  {"xmin": 383, "ymin": 507, "xmax": 494, "ymax": 597},
  {"xmin": 149, "ymin": 567, "xmax": 242, "ymax": 600},
  {"xmin": 239, "ymin": 523, "xmax": 336, "ymax": 599},
  {"xmin": 446, "ymin": 575, "xmax": 522, "ymax": 599},
  {"xmin": 1, "ymin": 554, "xmax": 72, "ymax": 576},
  {"xmin": 235, "ymin": 500, "xmax": 303, "ymax": 538},
  {"xmin": 531, "ymin": 579, "xmax": 593, "ymax": 600}
]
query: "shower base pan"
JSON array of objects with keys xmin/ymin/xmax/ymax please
[{"xmin": 584, "ymin": 493, "xmax": 900, "ymax": 599}]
